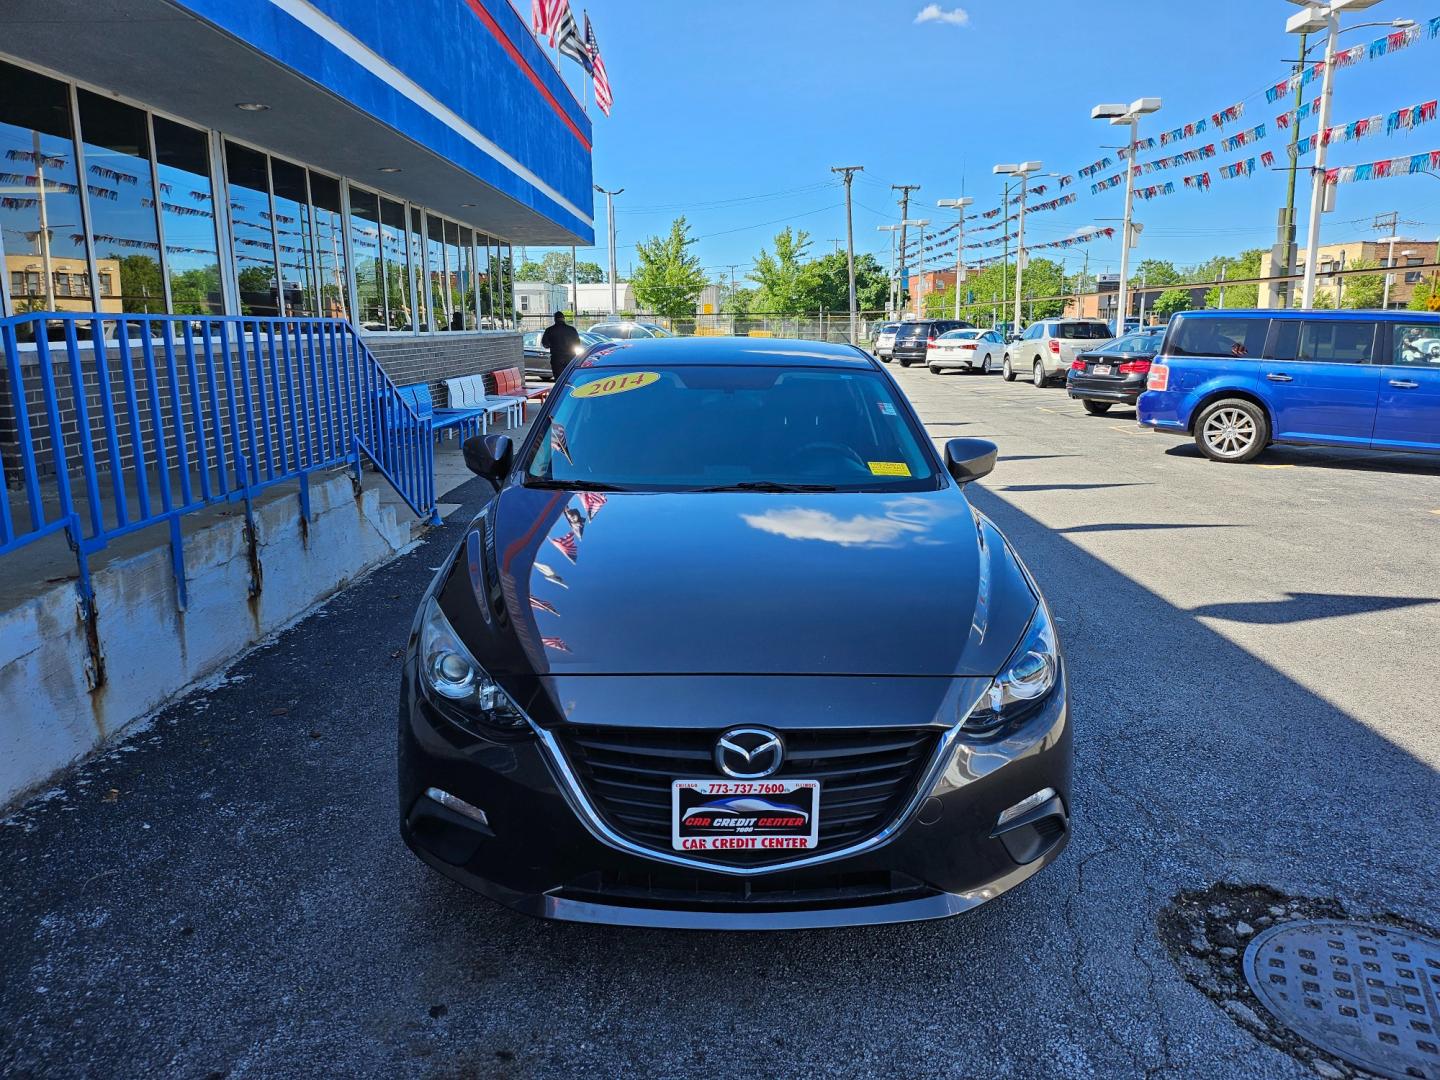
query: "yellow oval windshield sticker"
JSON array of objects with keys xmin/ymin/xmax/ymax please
[
  {"xmin": 572, "ymin": 371, "xmax": 661, "ymax": 399},
  {"xmin": 868, "ymin": 461, "xmax": 911, "ymax": 477}
]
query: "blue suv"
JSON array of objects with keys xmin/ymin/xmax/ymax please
[{"xmin": 1137, "ymin": 310, "xmax": 1440, "ymax": 462}]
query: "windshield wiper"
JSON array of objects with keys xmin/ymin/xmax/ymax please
[
  {"xmin": 523, "ymin": 479, "xmax": 631, "ymax": 492},
  {"xmin": 699, "ymin": 481, "xmax": 838, "ymax": 492}
]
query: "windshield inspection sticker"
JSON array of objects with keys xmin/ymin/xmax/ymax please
[
  {"xmin": 572, "ymin": 371, "xmax": 660, "ymax": 399},
  {"xmin": 868, "ymin": 461, "xmax": 911, "ymax": 477},
  {"xmin": 877, "ymin": 401, "xmax": 897, "ymax": 416}
]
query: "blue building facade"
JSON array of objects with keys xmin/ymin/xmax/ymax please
[{"xmin": 0, "ymin": 0, "xmax": 593, "ymax": 341}]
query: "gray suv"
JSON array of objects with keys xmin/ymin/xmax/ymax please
[{"xmin": 1003, "ymin": 319, "xmax": 1114, "ymax": 387}]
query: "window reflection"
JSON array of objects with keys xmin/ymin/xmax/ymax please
[
  {"xmin": 458, "ymin": 226, "xmax": 476, "ymax": 330},
  {"xmin": 154, "ymin": 117, "xmax": 221, "ymax": 315},
  {"xmin": 425, "ymin": 213, "xmax": 449, "ymax": 331},
  {"xmin": 475, "ymin": 232, "xmax": 492, "ymax": 326},
  {"xmin": 224, "ymin": 141, "xmax": 278, "ymax": 317},
  {"xmin": 270, "ymin": 158, "xmax": 315, "ymax": 317},
  {"xmin": 407, "ymin": 206, "xmax": 428, "ymax": 332},
  {"xmin": 348, "ymin": 186, "xmax": 384, "ymax": 331},
  {"xmin": 0, "ymin": 61, "xmax": 95, "ymax": 331},
  {"xmin": 77, "ymin": 91, "xmax": 163, "ymax": 314},
  {"xmin": 309, "ymin": 172, "xmax": 347, "ymax": 319},
  {"xmin": 379, "ymin": 197, "xmax": 409, "ymax": 330},
  {"xmin": 442, "ymin": 218, "xmax": 463, "ymax": 331}
]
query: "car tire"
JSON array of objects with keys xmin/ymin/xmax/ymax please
[
  {"xmin": 1002, "ymin": 355, "xmax": 1016, "ymax": 381},
  {"xmin": 1194, "ymin": 398, "xmax": 1270, "ymax": 463},
  {"xmin": 879, "ymin": 354, "xmax": 892, "ymax": 363},
  {"xmin": 981, "ymin": 354, "xmax": 991, "ymax": 375},
  {"xmin": 928, "ymin": 364, "xmax": 940, "ymax": 374},
  {"xmin": 1082, "ymin": 400, "xmax": 1111, "ymax": 416},
  {"xmin": 899, "ymin": 355, "xmax": 912, "ymax": 368},
  {"xmin": 1033, "ymin": 360, "xmax": 1046, "ymax": 388}
]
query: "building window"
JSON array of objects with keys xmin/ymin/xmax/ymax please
[
  {"xmin": 407, "ymin": 206, "xmax": 428, "ymax": 332},
  {"xmin": 98, "ymin": 271, "xmax": 113, "ymax": 296},
  {"xmin": 154, "ymin": 117, "xmax": 222, "ymax": 315},
  {"xmin": 224, "ymin": 141, "xmax": 279, "ymax": 317},
  {"xmin": 378, "ymin": 197, "xmax": 410, "ymax": 330},
  {"xmin": 77, "ymin": 90, "xmax": 164, "ymax": 313},
  {"xmin": 519, "ymin": 294, "xmax": 529, "ymax": 312},
  {"xmin": 270, "ymin": 157, "xmax": 316, "ymax": 317},
  {"xmin": 309, "ymin": 172, "xmax": 347, "ymax": 320},
  {"xmin": 424, "ymin": 213, "xmax": 449, "ymax": 331},
  {"xmin": 457, "ymin": 225, "xmax": 476, "ymax": 330},
  {"xmin": 0, "ymin": 61, "xmax": 92, "ymax": 325},
  {"xmin": 347, "ymin": 186, "xmax": 384, "ymax": 331}
]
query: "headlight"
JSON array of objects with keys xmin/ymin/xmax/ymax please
[
  {"xmin": 418, "ymin": 597, "xmax": 528, "ymax": 734},
  {"xmin": 963, "ymin": 604, "xmax": 1058, "ymax": 736}
]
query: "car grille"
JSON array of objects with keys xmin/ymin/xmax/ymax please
[{"xmin": 553, "ymin": 726, "xmax": 942, "ymax": 867}]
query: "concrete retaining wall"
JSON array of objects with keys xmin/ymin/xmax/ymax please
[{"xmin": 0, "ymin": 471, "xmax": 413, "ymax": 805}]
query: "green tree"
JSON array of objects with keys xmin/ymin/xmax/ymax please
[
  {"xmin": 515, "ymin": 252, "xmax": 605, "ymax": 284},
  {"xmin": 749, "ymin": 228, "xmax": 814, "ymax": 313},
  {"xmin": 1200, "ymin": 249, "xmax": 1263, "ymax": 309},
  {"xmin": 1408, "ymin": 279, "xmax": 1440, "ymax": 311},
  {"xmin": 1131, "ymin": 259, "xmax": 1182, "ymax": 289},
  {"xmin": 631, "ymin": 216, "xmax": 708, "ymax": 318},
  {"xmin": 795, "ymin": 251, "xmax": 891, "ymax": 312},
  {"xmin": 1152, "ymin": 289, "xmax": 1193, "ymax": 319},
  {"xmin": 111, "ymin": 254, "xmax": 165, "ymax": 313},
  {"xmin": 1339, "ymin": 259, "xmax": 1385, "ymax": 309}
]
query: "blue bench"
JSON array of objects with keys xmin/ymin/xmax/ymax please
[{"xmin": 397, "ymin": 382, "xmax": 488, "ymax": 441}]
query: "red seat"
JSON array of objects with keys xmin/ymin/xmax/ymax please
[{"xmin": 493, "ymin": 366, "xmax": 548, "ymax": 415}]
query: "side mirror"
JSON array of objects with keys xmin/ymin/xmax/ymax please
[
  {"xmin": 462, "ymin": 433, "xmax": 513, "ymax": 484},
  {"xmin": 944, "ymin": 438, "xmax": 998, "ymax": 486}
]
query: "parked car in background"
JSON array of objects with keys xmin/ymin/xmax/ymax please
[
  {"xmin": 1065, "ymin": 329, "xmax": 1164, "ymax": 414},
  {"xmin": 873, "ymin": 322, "xmax": 901, "ymax": 362},
  {"xmin": 927, "ymin": 328, "xmax": 1006, "ymax": 375},
  {"xmin": 1003, "ymin": 319, "xmax": 1114, "ymax": 387},
  {"xmin": 587, "ymin": 321, "xmax": 675, "ymax": 340},
  {"xmin": 891, "ymin": 319, "xmax": 975, "ymax": 368},
  {"xmin": 523, "ymin": 329, "xmax": 605, "ymax": 378},
  {"xmin": 1138, "ymin": 309, "xmax": 1440, "ymax": 463}
]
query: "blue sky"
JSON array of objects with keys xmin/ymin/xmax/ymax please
[{"xmin": 538, "ymin": 0, "xmax": 1440, "ymax": 283}]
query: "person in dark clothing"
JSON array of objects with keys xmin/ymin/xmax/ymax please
[{"xmin": 540, "ymin": 311, "xmax": 581, "ymax": 380}]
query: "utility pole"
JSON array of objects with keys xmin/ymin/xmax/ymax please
[
  {"xmin": 594, "ymin": 183, "xmax": 623, "ymax": 314},
  {"xmin": 832, "ymin": 165, "xmax": 863, "ymax": 345},
  {"xmin": 570, "ymin": 244, "xmax": 578, "ymax": 316},
  {"xmin": 1276, "ymin": 30, "xmax": 1309, "ymax": 309},
  {"xmin": 893, "ymin": 183, "xmax": 920, "ymax": 316},
  {"xmin": 1376, "ymin": 211, "xmax": 1400, "ymax": 308}
]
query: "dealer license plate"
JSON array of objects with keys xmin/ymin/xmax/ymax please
[
  {"xmin": 671, "ymin": 779, "xmax": 820, "ymax": 853},
  {"xmin": 1094, "ymin": 364, "xmax": 1112, "ymax": 376}
]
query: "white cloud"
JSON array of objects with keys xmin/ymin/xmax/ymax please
[
  {"xmin": 915, "ymin": 3, "xmax": 970, "ymax": 26},
  {"xmin": 741, "ymin": 508, "xmax": 927, "ymax": 548}
]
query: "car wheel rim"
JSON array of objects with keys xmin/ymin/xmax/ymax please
[{"xmin": 1203, "ymin": 408, "xmax": 1257, "ymax": 457}]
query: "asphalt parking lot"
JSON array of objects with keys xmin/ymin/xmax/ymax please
[{"xmin": 3, "ymin": 362, "xmax": 1438, "ymax": 1078}]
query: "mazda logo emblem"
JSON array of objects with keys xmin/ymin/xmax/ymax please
[{"xmin": 714, "ymin": 727, "xmax": 785, "ymax": 779}]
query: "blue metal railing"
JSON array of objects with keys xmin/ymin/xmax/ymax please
[{"xmin": 0, "ymin": 312, "xmax": 436, "ymax": 652}]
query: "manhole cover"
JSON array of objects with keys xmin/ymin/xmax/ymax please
[{"xmin": 1244, "ymin": 919, "xmax": 1440, "ymax": 1079}]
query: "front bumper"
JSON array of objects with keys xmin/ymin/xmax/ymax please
[{"xmin": 398, "ymin": 667, "xmax": 1072, "ymax": 929}]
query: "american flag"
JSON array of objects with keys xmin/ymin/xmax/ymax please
[
  {"xmin": 564, "ymin": 506, "xmax": 587, "ymax": 538},
  {"xmin": 531, "ymin": 0, "xmax": 560, "ymax": 41},
  {"xmin": 534, "ymin": 562, "xmax": 568, "ymax": 589},
  {"xmin": 585, "ymin": 13, "xmax": 613, "ymax": 116},
  {"xmin": 541, "ymin": 636, "xmax": 571, "ymax": 653},
  {"xmin": 579, "ymin": 491, "xmax": 607, "ymax": 519},
  {"xmin": 550, "ymin": 420, "xmax": 572, "ymax": 465},
  {"xmin": 549, "ymin": 531, "xmax": 579, "ymax": 564},
  {"xmin": 554, "ymin": 2, "xmax": 590, "ymax": 69},
  {"xmin": 530, "ymin": 596, "xmax": 560, "ymax": 616}
]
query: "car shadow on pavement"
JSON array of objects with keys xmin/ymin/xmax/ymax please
[
  {"xmin": 1059, "ymin": 523, "xmax": 1244, "ymax": 535},
  {"xmin": 1164, "ymin": 442, "xmax": 1440, "ymax": 474},
  {"xmin": 1189, "ymin": 591, "xmax": 1438, "ymax": 625}
]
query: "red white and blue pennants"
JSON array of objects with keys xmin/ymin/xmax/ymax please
[
  {"xmin": 1133, "ymin": 182, "xmax": 1175, "ymax": 201},
  {"xmin": 1183, "ymin": 172, "xmax": 1211, "ymax": 191},
  {"xmin": 1132, "ymin": 144, "xmax": 1217, "ymax": 176},
  {"xmin": 1160, "ymin": 120, "xmax": 1207, "ymax": 147},
  {"xmin": 1090, "ymin": 173, "xmax": 1124, "ymax": 196},
  {"xmin": 1276, "ymin": 99, "xmax": 1321, "ymax": 129},
  {"xmin": 1077, "ymin": 156, "xmax": 1113, "ymax": 180},
  {"xmin": 1030, "ymin": 192, "xmax": 1077, "ymax": 213},
  {"xmin": 1221, "ymin": 124, "xmax": 1266, "ymax": 152},
  {"xmin": 1267, "ymin": 19, "xmax": 1440, "ymax": 104},
  {"xmin": 1321, "ymin": 100, "xmax": 1438, "ymax": 146},
  {"xmin": 1117, "ymin": 138, "xmax": 1156, "ymax": 160},
  {"xmin": 1218, "ymin": 158, "xmax": 1256, "ymax": 180},
  {"xmin": 1211, "ymin": 103, "xmax": 1245, "ymax": 129},
  {"xmin": 1325, "ymin": 148, "xmax": 1440, "ymax": 185}
]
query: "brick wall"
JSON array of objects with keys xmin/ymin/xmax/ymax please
[{"xmin": 365, "ymin": 332, "xmax": 523, "ymax": 405}]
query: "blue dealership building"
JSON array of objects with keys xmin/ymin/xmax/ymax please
[{"xmin": 1, "ymin": 0, "xmax": 594, "ymax": 381}]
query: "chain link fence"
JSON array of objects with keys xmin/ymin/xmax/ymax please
[{"xmin": 517, "ymin": 311, "xmax": 894, "ymax": 343}]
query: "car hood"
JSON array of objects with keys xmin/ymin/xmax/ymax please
[{"xmin": 440, "ymin": 485, "xmax": 1038, "ymax": 679}]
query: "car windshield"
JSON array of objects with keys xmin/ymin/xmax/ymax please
[
  {"xmin": 938, "ymin": 329, "xmax": 981, "ymax": 341},
  {"xmin": 523, "ymin": 331, "xmax": 542, "ymax": 347},
  {"xmin": 640, "ymin": 324, "xmax": 674, "ymax": 337},
  {"xmin": 589, "ymin": 325, "xmax": 622, "ymax": 339},
  {"xmin": 1058, "ymin": 322, "xmax": 1113, "ymax": 340},
  {"xmin": 895, "ymin": 324, "xmax": 928, "ymax": 340},
  {"xmin": 525, "ymin": 364, "xmax": 938, "ymax": 492}
]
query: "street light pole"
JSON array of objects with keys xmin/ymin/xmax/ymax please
[
  {"xmin": 1092, "ymin": 97, "xmax": 1162, "ymax": 331},
  {"xmin": 938, "ymin": 196, "xmax": 974, "ymax": 321},
  {"xmin": 993, "ymin": 162, "xmax": 1042, "ymax": 332},
  {"xmin": 832, "ymin": 165, "xmax": 863, "ymax": 345},
  {"xmin": 1300, "ymin": 9, "xmax": 1339, "ymax": 310},
  {"xmin": 594, "ymin": 183, "xmax": 623, "ymax": 315}
]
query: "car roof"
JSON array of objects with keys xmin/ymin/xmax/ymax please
[
  {"xmin": 580, "ymin": 336, "xmax": 878, "ymax": 368},
  {"xmin": 1173, "ymin": 308, "xmax": 1440, "ymax": 323}
]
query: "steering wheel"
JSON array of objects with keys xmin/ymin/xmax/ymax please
[{"xmin": 792, "ymin": 441, "xmax": 871, "ymax": 475}]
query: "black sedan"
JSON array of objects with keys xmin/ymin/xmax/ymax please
[
  {"xmin": 399, "ymin": 337, "xmax": 1071, "ymax": 929},
  {"xmin": 1065, "ymin": 329, "xmax": 1164, "ymax": 415}
]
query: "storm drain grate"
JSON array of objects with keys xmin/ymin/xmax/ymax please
[{"xmin": 1243, "ymin": 919, "xmax": 1440, "ymax": 1079}]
